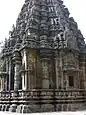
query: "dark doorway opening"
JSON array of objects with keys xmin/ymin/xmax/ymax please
[{"xmin": 69, "ymin": 76, "xmax": 74, "ymax": 87}]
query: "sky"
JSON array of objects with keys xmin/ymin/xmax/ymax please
[{"xmin": 0, "ymin": 0, "xmax": 86, "ymax": 42}]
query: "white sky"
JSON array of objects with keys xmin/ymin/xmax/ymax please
[{"xmin": 0, "ymin": 0, "xmax": 86, "ymax": 42}]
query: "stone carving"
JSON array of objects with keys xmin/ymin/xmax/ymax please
[{"xmin": 0, "ymin": 0, "xmax": 86, "ymax": 113}]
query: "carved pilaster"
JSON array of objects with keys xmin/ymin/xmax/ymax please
[
  {"xmin": 0, "ymin": 77, "xmax": 4, "ymax": 91},
  {"xmin": 9, "ymin": 51, "xmax": 21, "ymax": 112},
  {"xmin": 27, "ymin": 50, "xmax": 36, "ymax": 89},
  {"xmin": 21, "ymin": 49, "xmax": 28, "ymax": 90},
  {"xmin": 21, "ymin": 49, "xmax": 37, "ymax": 90},
  {"xmin": 79, "ymin": 55, "xmax": 86, "ymax": 89},
  {"xmin": 8, "ymin": 57, "xmax": 12, "ymax": 90},
  {"xmin": 55, "ymin": 50, "xmax": 59, "ymax": 89},
  {"xmin": 13, "ymin": 50, "xmax": 21, "ymax": 91},
  {"xmin": 59, "ymin": 50, "xmax": 64, "ymax": 89},
  {"xmin": 41, "ymin": 58, "xmax": 50, "ymax": 89}
]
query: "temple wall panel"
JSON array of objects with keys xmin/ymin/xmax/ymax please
[
  {"xmin": 55, "ymin": 54, "xmax": 61, "ymax": 89},
  {"xmin": 36, "ymin": 55, "xmax": 42, "ymax": 88},
  {"xmin": 79, "ymin": 61, "xmax": 86, "ymax": 89},
  {"xmin": 27, "ymin": 49, "xmax": 36, "ymax": 89},
  {"xmin": 55, "ymin": 50, "xmax": 80, "ymax": 89},
  {"xmin": 40, "ymin": 57, "xmax": 52, "ymax": 89}
]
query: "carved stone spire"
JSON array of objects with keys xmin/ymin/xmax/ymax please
[{"xmin": 1, "ymin": 0, "xmax": 85, "ymax": 55}]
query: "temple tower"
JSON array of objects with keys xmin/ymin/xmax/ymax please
[
  {"xmin": 0, "ymin": 0, "xmax": 86, "ymax": 91},
  {"xmin": 0, "ymin": 0, "xmax": 86, "ymax": 113}
]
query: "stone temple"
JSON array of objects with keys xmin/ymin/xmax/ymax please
[{"xmin": 0, "ymin": 0, "xmax": 86, "ymax": 113}]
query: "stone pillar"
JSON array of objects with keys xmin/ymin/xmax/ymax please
[
  {"xmin": 0, "ymin": 75, "xmax": 7, "ymax": 91},
  {"xmin": 21, "ymin": 49, "xmax": 27, "ymax": 90},
  {"xmin": 41, "ymin": 58, "xmax": 49, "ymax": 89},
  {"xmin": 1, "ymin": 77, "xmax": 4, "ymax": 91},
  {"xmin": 8, "ymin": 57, "xmax": 12, "ymax": 90},
  {"xmin": 13, "ymin": 51, "xmax": 21, "ymax": 91},
  {"xmin": 82, "ymin": 61, "xmax": 86, "ymax": 89},
  {"xmin": 80, "ymin": 60, "xmax": 86, "ymax": 89},
  {"xmin": 4, "ymin": 57, "xmax": 9, "ymax": 90},
  {"xmin": 27, "ymin": 49, "xmax": 36, "ymax": 89},
  {"xmin": 59, "ymin": 51, "xmax": 64, "ymax": 89},
  {"xmin": 24, "ymin": 49, "xmax": 28, "ymax": 90},
  {"xmin": 78, "ymin": 54, "xmax": 86, "ymax": 89},
  {"xmin": 19, "ymin": 49, "xmax": 37, "ymax": 113},
  {"xmin": 55, "ymin": 51, "xmax": 59, "ymax": 89},
  {"xmin": 75, "ymin": 55, "xmax": 80, "ymax": 89},
  {"xmin": 65, "ymin": 73, "xmax": 69, "ymax": 89},
  {"xmin": 0, "ymin": 76, "xmax": 6, "ymax": 111},
  {"xmin": 0, "ymin": 78, "xmax": 1, "ymax": 90},
  {"xmin": 9, "ymin": 50, "xmax": 21, "ymax": 112},
  {"xmin": 3, "ymin": 75, "xmax": 7, "ymax": 91}
]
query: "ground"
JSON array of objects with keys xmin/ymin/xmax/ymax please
[{"xmin": 0, "ymin": 111, "xmax": 86, "ymax": 115}]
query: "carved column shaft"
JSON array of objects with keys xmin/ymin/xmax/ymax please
[
  {"xmin": 13, "ymin": 51, "xmax": 21, "ymax": 91},
  {"xmin": 59, "ymin": 51, "xmax": 64, "ymax": 89},
  {"xmin": 80, "ymin": 60, "xmax": 86, "ymax": 89},
  {"xmin": 14, "ymin": 61, "xmax": 21, "ymax": 90},
  {"xmin": 8, "ymin": 57, "xmax": 11, "ymax": 90},
  {"xmin": 41, "ymin": 58, "xmax": 49, "ymax": 89},
  {"xmin": 28, "ymin": 50, "xmax": 36, "ymax": 89},
  {"xmin": 1, "ymin": 77, "xmax": 4, "ymax": 91},
  {"xmin": 4, "ymin": 58, "xmax": 9, "ymax": 90},
  {"xmin": 23, "ymin": 49, "xmax": 28, "ymax": 90},
  {"xmin": 55, "ymin": 52, "xmax": 59, "ymax": 89}
]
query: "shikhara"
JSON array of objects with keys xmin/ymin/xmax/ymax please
[{"xmin": 0, "ymin": 0, "xmax": 86, "ymax": 113}]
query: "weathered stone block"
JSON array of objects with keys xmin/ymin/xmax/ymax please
[
  {"xmin": 56, "ymin": 104, "xmax": 62, "ymax": 111},
  {"xmin": 0, "ymin": 104, "xmax": 2, "ymax": 111},
  {"xmin": 22, "ymin": 105, "xmax": 32, "ymax": 113},
  {"xmin": 42, "ymin": 79, "xmax": 49, "ymax": 89},
  {"xmin": 5, "ymin": 104, "xmax": 10, "ymax": 111},
  {"xmin": 16, "ymin": 104, "xmax": 23, "ymax": 113},
  {"xmin": 9, "ymin": 104, "xmax": 17, "ymax": 112},
  {"xmin": 28, "ymin": 105, "xmax": 40, "ymax": 113},
  {"xmin": 40, "ymin": 104, "xmax": 55, "ymax": 112}
]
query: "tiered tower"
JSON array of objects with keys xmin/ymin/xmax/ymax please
[{"xmin": 0, "ymin": 0, "xmax": 86, "ymax": 113}]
